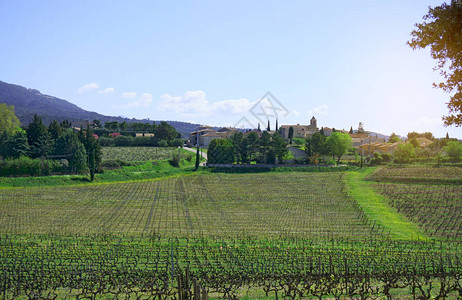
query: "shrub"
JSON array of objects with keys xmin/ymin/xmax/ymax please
[
  {"xmin": 158, "ymin": 140, "xmax": 168, "ymax": 147},
  {"xmin": 369, "ymin": 152, "xmax": 393, "ymax": 166},
  {"xmin": 381, "ymin": 153, "xmax": 392, "ymax": 163},
  {"xmin": 325, "ymin": 158, "xmax": 337, "ymax": 165},
  {"xmin": 0, "ymin": 156, "xmax": 61, "ymax": 177},
  {"xmin": 394, "ymin": 143, "xmax": 415, "ymax": 164},
  {"xmin": 444, "ymin": 141, "xmax": 462, "ymax": 162},
  {"xmin": 293, "ymin": 138, "xmax": 305, "ymax": 146},
  {"xmin": 185, "ymin": 153, "xmax": 194, "ymax": 162},
  {"xmin": 98, "ymin": 137, "xmax": 115, "ymax": 147},
  {"xmin": 282, "ymin": 151, "xmax": 295, "ymax": 162},
  {"xmin": 169, "ymin": 138, "xmax": 183, "ymax": 147},
  {"xmin": 169, "ymin": 152, "xmax": 181, "ymax": 167},
  {"xmin": 114, "ymin": 135, "xmax": 134, "ymax": 147}
]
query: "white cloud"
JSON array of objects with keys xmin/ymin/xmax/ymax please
[
  {"xmin": 292, "ymin": 109, "xmax": 300, "ymax": 116},
  {"xmin": 114, "ymin": 93, "xmax": 153, "ymax": 108},
  {"xmin": 98, "ymin": 87, "xmax": 115, "ymax": 95},
  {"xmin": 78, "ymin": 82, "xmax": 99, "ymax": 94},
  {"xmin": 121, "ymin": 92, "xmax": 137, "ymax": 99},
  {"xmin": 308, "ymin": 104, "xmax": 328, "ymax": 116},
  {"xmin": 157, "ymin": 90, "xmax": 252, "ymax": 117}
]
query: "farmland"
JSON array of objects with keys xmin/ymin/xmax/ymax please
[
  {"xmin": 101, "ymin": 147, "xmax": 182, "ymax": 162},
  {"xmin": 369, "ymin": 166, "xmax": 462, "ymax": 240},
  {"xmin": 365, "ymin": 165, "xmax": 462, "ymax": 184},
  {"xmin": 0, "ymin": 173, "xmax": 378, "ymax": 239},
  {"xmin": 0, "ymin": 169, "xmax": 461, "ymax": 298}
]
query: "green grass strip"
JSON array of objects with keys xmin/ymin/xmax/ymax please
[
  {"xmin": 0, "ymin": 154, "xmax": 206, "ymax": 189},
  {"xmin": 345, "ymin": 168, "xmax": 429, "ymax": 241}
]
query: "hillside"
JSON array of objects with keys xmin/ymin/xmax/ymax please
[{"xmin": 0, "ymin": 80, "xmax": 199, "ymax": 137}]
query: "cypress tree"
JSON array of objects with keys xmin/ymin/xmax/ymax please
[
  {"xmin": 305, "ymin": 138, "xmax": 312, "ymax": 157},
  {"xmin": 195, "ymin": 145, "xmax": 200, "ymax": 170},
  {"xmin": 89, "ymin": 149, "xmax": 95, "ymax": 181},
  {"xmin": 288, "ymin": 126, "xmax": 294, "ymax": 145}
]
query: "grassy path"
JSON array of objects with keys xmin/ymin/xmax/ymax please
[{"xmin": 345, "ymin": 168, "xmax": 429, "ymax": 241}]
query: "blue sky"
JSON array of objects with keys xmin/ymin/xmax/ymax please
[{"xmin": 1, "ymin": 0, "xmax": 460, "ymax": 138}]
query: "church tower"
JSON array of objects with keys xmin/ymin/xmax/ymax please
[{"xmin": 310, "ymin": 116, "xmax": 317, "ymax": 128}]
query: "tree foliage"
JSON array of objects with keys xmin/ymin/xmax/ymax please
[
  {"xmin": 26, "ymin": 114, "xmax": 51, "ymax": 158},
  {"xmin": 0, "ymin": 104, "xmax": 21, "ymax": 134},
  {"xmin": 407, "ymin": 131, "xmax": 435, "ymax": 141},
  {"xmin": 208, "ymin": 139, "xmax": 234, "ymax": 164},
  {"xmin": 288, "ymin": 126, "xmax": 294, "ymax": 144},
  {"xmin": 0, "ymin": 116, "xmax": 105, "ymax": 176},
  {"xmin": 195, "ymin": 145, "xmax": 200, "ymax": 170},
  {"xmin": 408, "ymin": 1, "xmax": 462, "ymax": 126},
  {"xmin": 271, "ymin": 132, "xmax": 288, "ymax": 163},
  {"xmin": 229, "ymin": 131, "xmax": 244, "ymax": 163},
  {"xmin": 54, "ymin": 131, "xmax": 88, "ymax": 174},
  {"xmin": 326, "ymin": 132, "xmax": 352, "ymax": 164},
  {"xmin": 408, "ymin": 137, "xmax": 420, "ymax": 148},
  {"xmin": 243, "ymin": 132, "xmax": 259, "ymax": 163},
  {"xmin": 394, "ymin": 143, "xmax": 415, "ymax": 164},
  {"xmin": 82, "ymin": 126, "xmax": 102, "ymax": 173},
  {"xmin": 388, "ymin": 132, "xmax": 402, "ymax": 143},
  {"xmin": 154, "ymin": 121, "xmax": 180, "ymax": 141},
  {"xmin": 0, "ymin": 131, "xmax": 29, "ymax": 159},
  {"xmin": 443, "ymin": 140, "xmax": 462, "ymax": 162},
  {"xmin": 310, "ymin": 132, "xmax": 326, "ymax": 155}
]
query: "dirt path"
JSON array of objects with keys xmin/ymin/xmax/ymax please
[{"xmin": 183, "ymin": 146, "xmax": 207, "ymax": 166}]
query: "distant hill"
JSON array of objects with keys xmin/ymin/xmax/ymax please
[
  {"xmin": 359, "ymin": 131, "xmax": 391, "ymax": 141},
  {"xmin": 0, "ymin": 80, "xmax": 200, "ymax": 138}
]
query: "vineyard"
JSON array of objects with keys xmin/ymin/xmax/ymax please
[
  {"xmin": 0, "ymin": 170, "xmax": 461, "ymax": 298},
  {"xmin": 365, "ymin": 165, "xmax": 462, "ymax": 184},
  {"xmin": 101, "ymin": 147, "xmax": 181, "ymax": 162},
  {"xmin": 369, "ymin": 166, "xmax": 462, "ymax": 240}
]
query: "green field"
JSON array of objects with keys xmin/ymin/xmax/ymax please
[
  {"xmin": 367, "ymin": 166, "xmax": 462, "ymax": 240},
  {"xmin": 0, "ymin": 173, "xmax": 379, "ymax": 239},
  {"xmin": 0, "ymin": 167, "xmax": 461, "ymax": 299},
  {"xmin": 101, "ymin": 146, "xmax": 182, "ymax": 162}
]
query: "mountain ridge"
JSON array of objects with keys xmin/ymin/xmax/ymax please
[{"xmin": 0, "ymin": 80, "xmax": 200, "ymax": 138}]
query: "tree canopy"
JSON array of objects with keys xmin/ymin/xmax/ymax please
[
  {"xmin": 208, "ymin": 139, "xmax": 235, "ymax": 164},
  {"xmin": 394, "ymin": 143, "xmax": 415, "ymax": 164},
  {"xmin": 408, "ymin": 1, "xmax": 462, "ymax": 126},
  {"xmin": 0, "ymin": 103, "xmax": 21, "ymax": 134},
  {"xmin": 26, "ymin": 114, "xmax": 51, "ymax": 158},
  {"xmin": 444, "ymin": 140, "xmax": 462, "ymax": 162},
  {"xmin": 326, "ymin": 132, "xmax": 352, "ymax": 164},
  {"xmin": 388, "ymin": 132, "xmax": 403, "ymax": 143}
]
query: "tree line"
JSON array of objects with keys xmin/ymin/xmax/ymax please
[
  {"xmin": 207, "ymin": 130, "xmax": 354, "ymax": 165},
  {"xmin": 305, "ymin": 131, "xmax": 352, "ymax": 164},
  {"xmin": 208, "ymin": 131, "xmax": 288, "ymax": 164},
  {"xmin": 96, "ymin": 121, "xmax": 182, "ymax": 147},
  {"xmin": 0, "ymin": 105, "xmax": 100, "ymax": 178}
]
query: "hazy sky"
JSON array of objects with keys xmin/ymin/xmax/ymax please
[{"xmin": 1, "ymin": 0, "xmax": 460, "ymax": 138}]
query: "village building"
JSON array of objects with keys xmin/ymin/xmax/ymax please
[
  {"xmin": 190, "ymin": 126, "xmax": 239, "ymax": 147},
  {"xmin": 279, "ymin": 116, "xmax": 319, "ymax": 139},
  {"xmin": 135, "ymin": 132, "xmax": 155, "ymax": 137},
  {"xmin": 350, "ymin": 133, "xmax": 386, "ymax": 147},
  {"xmin": 357, "ymin": 142, "xmax": 403, "ymax": 156},
  {"xmin": 416, "ymin": 137, "xmax": 434, "ymax": 148}
]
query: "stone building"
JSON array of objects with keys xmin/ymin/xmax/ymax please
[
  {"xmin": 279, "ymin": 116, "xmax": 319, "ymax": 139},
  {"xmin": 190, "ymin": 126, "xmax": 238, "ymax": 147}
]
